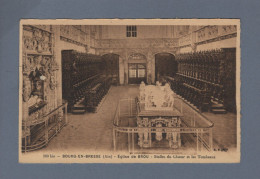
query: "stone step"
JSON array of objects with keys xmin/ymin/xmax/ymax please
[
  {"xmin": 211, "ymin": 104, "xmax": 225, "ymax": 108},
  {"xmin": 72, "ymin": 108, "xmax": 86, "ymax": 114},
  {"xmin": 211, "ymin": 108, "xmax": 227, "ymax": 114}
]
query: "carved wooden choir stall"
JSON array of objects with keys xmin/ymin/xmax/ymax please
[
  {"xmin": 62, "ymin": 50, "xmax": 113, "ymax": 113},
  {"xmin": 164, "ymin": 48, "xmax": 236, "ymax": 113}
]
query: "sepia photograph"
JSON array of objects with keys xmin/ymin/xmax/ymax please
[{"xmin": 19, "ymin": 19, "xmax": 240, "ymax": 163}]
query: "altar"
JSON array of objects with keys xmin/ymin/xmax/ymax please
[{"xmin": 137, "ymin": 82, "xmax": 182, "ymax": 149}]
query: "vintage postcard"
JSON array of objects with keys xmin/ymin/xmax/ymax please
[{"xmin": 19, "ymin": 19, "xmax": 240, "ymax": 163}]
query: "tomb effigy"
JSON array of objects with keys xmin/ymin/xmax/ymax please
[{"xmin": 139, "ymin": 81, "xmax": 174, "ymax": 110}]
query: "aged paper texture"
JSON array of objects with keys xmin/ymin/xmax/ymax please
[{"xmin": 19, "ymin": 19, "xmax": 240, "ymax": 163}]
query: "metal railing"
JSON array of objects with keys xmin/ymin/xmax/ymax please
[
  {"xmin": 113, "ymin": 97, "xmax": 214, "ymax": 154},
  {"xmin": 22, "ymin": 102, "xmax": 68, "ymax": 152}
]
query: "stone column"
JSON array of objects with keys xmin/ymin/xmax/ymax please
[
  {"xmin": 119, "ymin": 56, "xmax": 124, "ymax": 85},
  {"xmin": 151, "ymin": 54, "xmax": 155, "ymax": 84},
  {"xmin": 124, "ymin": 50, "xmax": 128, "ymax": 85},
  {"xmin": 53, "ymin": 25, "xmax": 62, "ymax": 106},
  {"xmin": 191, "ymin": 30, "xmax": 197, "ymax": 52},
  {"xmin": 123, "ymin": 58, "xmax": 127, "ymax": 85},
  {"xmin": 147, "ymin": 51, "xmax": 155, "ymax": 84}
]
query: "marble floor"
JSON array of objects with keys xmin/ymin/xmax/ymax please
[{"xmin": 26, "ymin": 85, "xmax": 237, "ymax": 154}]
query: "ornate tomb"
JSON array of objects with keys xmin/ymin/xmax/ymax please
[{"xmin": 137, "ymin": 81, "xmax": 182, "ymax": 149}]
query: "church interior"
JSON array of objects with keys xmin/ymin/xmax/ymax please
[{"xmin": 21, "ymin": 24, "xmax": 237, "ymax": 154}]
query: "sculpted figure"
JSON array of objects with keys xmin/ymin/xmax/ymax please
[
  {"xmin": 49, "ymin": 74, "xmax": 56, "ymax": 90},
  {"xmin": 139, "ymin": 81, "xmax": 146, "ymax": 101},
  {"xmin": 164, "ymin": 83, "xmax": 174, "ymax": 107},
  {"xmin": 156, "ymin": 81, "xmax": 161, "ymax": 86},
  {"xmin": 28, "ymin": 95, "xmax": 40, "ymax": 107}
]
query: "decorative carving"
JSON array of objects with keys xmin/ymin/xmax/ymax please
[
  {"xmin": 60, "ymin": 25, "xmax": 87, "ymax": 45},
  {"xmin": 95, "ymin": 38, "xmax": 178, "ymax": 49},
  {"xmin": 127, "ymin": 49, "xmax": 148, "ymax": 57},
  {"xmin": 34, "ymin": 25, "xmax": 51, "ymax": 32},
  {"xmin": 164, "ymin": 39, "xmax": 178, "ymax": 47},
  {"xmin": 196, "ymin": 33, "xmax": 237, "ymax": 46},
  {"xmin": 22, "ymin": 126, "xmax": 31, "ymax": 138},
  {"xmin": 22, "ymin": 25, "xmax": 61, "ymax": 151},
  {"xmin": 139, "ymin": 82, "xmax": 174, "ymax": 110},
  {"xmin": 139, "ymin": 81, "xmax": 146, "ymax": 101},
  {"xmin": 197, "ymin": 28, "xmax": 206, "ymax": 42},
  {"xmin": 222, "ymin": 25, "xmax": 237, "ymax": 34},
  {"xmin": 196, "ymin": 25, "xmax": 237, "ymax": 45},
  {"xmin": 49, "ymin": 74, "xmax": 56, "ymax": 90},
  {"xmin": 60, "ymin": 25, "xmax": 70, "ymax": 36},
  {"xmin": 137, "ymin": 117, "xmax": 150, "ymax": 147},
  {"xmin": 29, "ymin": 69, "xmax": 44, "ymax": 97},
  {"xmin": 137, "ymin": 115, "xmax": 182, "ymax": 148},
  {"xmin": 22, "ymin": 54, "xmax": 30, "ymax": 75},
  {"xmin": 23, "ymin": 75, "xmax": 32, "ymax": 102},
  {"xmin": 155, "ymin": 122, "xmax": 163, "ymax": 141},
  {"xmin": 128, "ymin": 53, "xmax": 146, "ymax": 60},
  {"xmin": 208, "ymin": 25, "xmax": 218, "ymax": 39},
  {"xmin": 179, "ymin": 34, "xmax": 191, "ymax": 46},
  {"xmin": 80, "ymin": 31, "xmax": 86, "ymax": 43},
  {"xmin": 23, "ymin": 26, "xmax": 52, "ymax": 54},
  {"xmin": 49, "ymin": 58, "xmax": 59, "ymax": 72},
  {"xmin": 191, "ymin": 43, "xmax": 197, "ymax": 52},
  {"xmin": 22, "ymin": 54, "xmax": 58, "ymax": 110},
  {"xmin": 126, "ymin": 40, "xmax": 148, "ymax": 49},
  {"xmin": 151, "ymin": 50, "xmax": 176, "ymax": 57}
]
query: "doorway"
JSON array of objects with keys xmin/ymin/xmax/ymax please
[
  {"xmin": 128, "ymin": 63, "xmax": 146, "ymax": 84},
  {"xmin": 101, "ymin": 54, "xmax": 119, "ymax": 85},
  {"xmin": 155, "ymin": 53, "xmax": 177, "ymax": 81}
]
